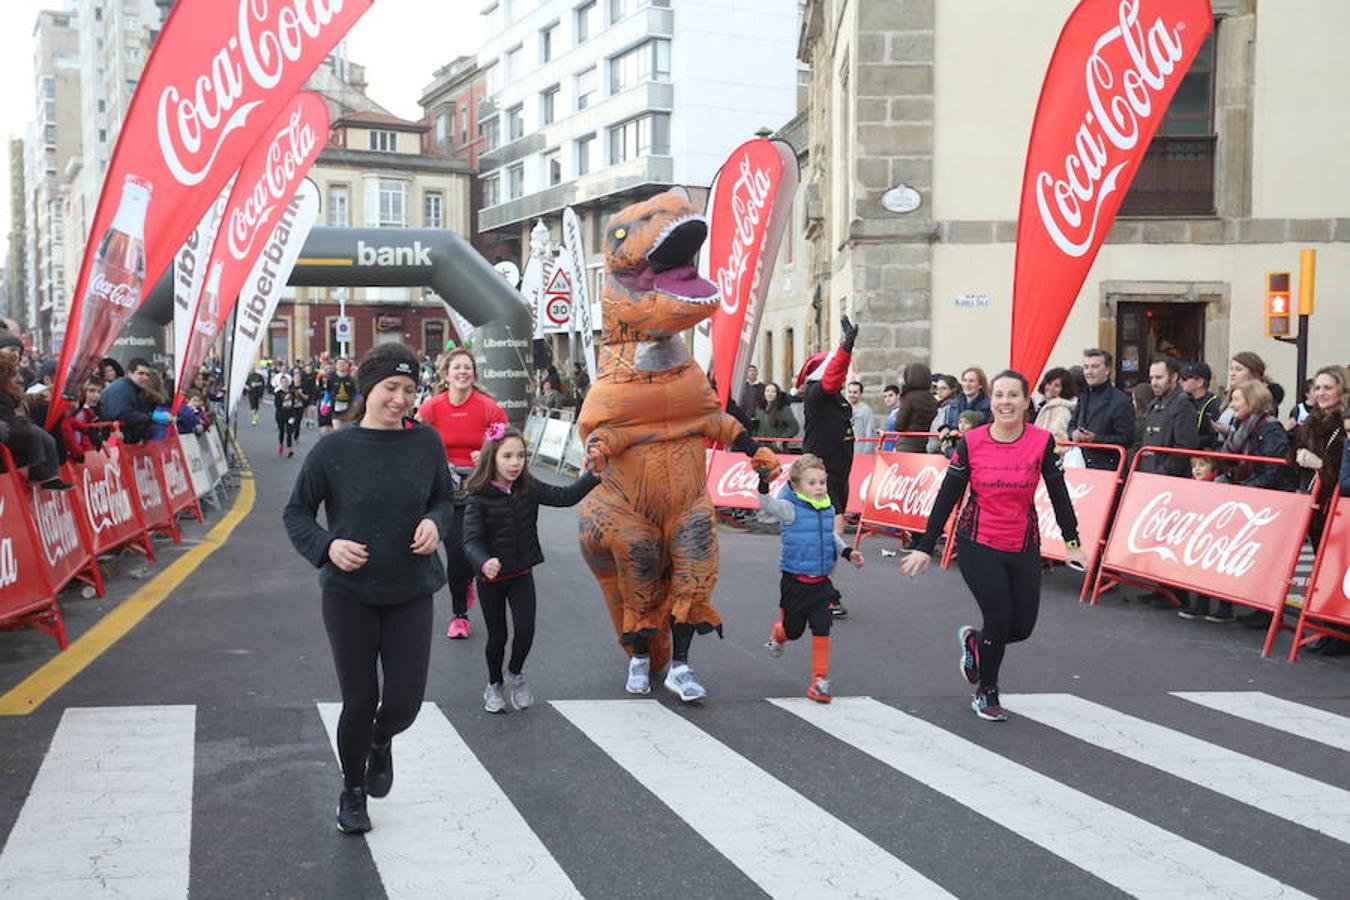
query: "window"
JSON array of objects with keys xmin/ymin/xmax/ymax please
[
  {"xmin": 541, "ymin": 85, "xmax": 559, "ymax": 125},
  {"xmin": 609, "ymin": 0, "xmax": 637, "ymax": 24},
  {"xmin": 609, "ymin": 114, "xmax": 669, "ymax": 163},
  {"xmin": 460, "ymin": 109, "xmax": 468, "ymax": 145},
  {"xmin": 507, "ymin": 104, "xmax": 525, "ymax": 142},
  {"xmin": 575, "ymin": 1, "xmax": 596, "ymax": 43},
  {"xmin": 45, "ymin": 125, "xmax": 57, "ymax": 144},
  {"xmin": 485, "ymin": 1, "xmax": 503, "ymax": 35},
  {"xmin": 483, "ymin": 173, "xmax": 501, "ymax": 207},
  {"xmin": 329, "ymin": 185, "xmax": 349, "ymax": 227},
  {"xmin": 481, "ymin": 115, "xmax": 500, "ymax": 152},
  {"xmin": 485, "ymin": 61, "xmax": 501, "ymax": 96},
  {"xmin": 540, "ymin": 22, "xmax": 557, "ymax": 63},
  {"xmin": 575, "ymin": 67, "xmax": 596, "ymax": 110},
  {"xmin": 434, "ymin": 112, "xmax": 449, "ymax": 148},
  {"xmin": 610, "ymin": 39, "xmax": 670, "ymax": 93},
  {"xmin": 97, "ymin": 99, "xmax": 105, "ymax": 113},
  {"xmin": 40, "ymin": 77, "xmax": 54, "ymax": 99},
  {"xmin": 424, "ymin": 191, "xmax": 444, "ymax": 228},
  {"xmin": 544, "ymin": 149, "xmax": 561, "ymax": 186},
  {"xmin": 365, "ymin": 179, "xmax": 407, "ymax": 227},
  {"xmin": 506, "ymin": 45, "xmax": 523, "ymax": 82},
  {"xmin": 369, "ymin": 130, "xmax": 398, "ymax": 152},
  {"xmin": 507, "ymin": 163, "xmax": 524, "ymax": 199},
  {"xmin": 576, "ymin": 134, "xmax": 594, "ymax": 176}
]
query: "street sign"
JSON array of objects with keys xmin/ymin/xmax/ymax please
[
  {"xmin": 335, "ymin": 316, "xmax": 352, "ymax": 342},
  {"xmin": 541, "ymin": 267, "xmax": 571, "ymax": 333}
]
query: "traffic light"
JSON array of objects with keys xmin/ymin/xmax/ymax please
[{"xmin": 1265, "ymin": 272, "xmax": 1291, "ymax": 337}]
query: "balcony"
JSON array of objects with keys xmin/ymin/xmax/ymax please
[{"xmin": 1119, "ymin": 135, "xmax": 1216, "ymax": 218}]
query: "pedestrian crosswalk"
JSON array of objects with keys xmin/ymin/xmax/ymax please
[{"xmin": 1, "ymin": 692, "xmax": 1345, "ymax": 899}]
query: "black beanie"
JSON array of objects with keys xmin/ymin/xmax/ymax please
[{"xmin": 357, "ymin": 352, "xmax": 419, "ymax": 397}]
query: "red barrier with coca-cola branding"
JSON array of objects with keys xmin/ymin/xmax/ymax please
[
  {"xmin": 1291, "ymin": 491, "xmax": 1349, "ymax": 660},
  {"xmin": 156, "ymin": 432, "xmax": 202, "ymax": 520},
  {"xmin": 1093, "ymin": 471, "xmax": 1312, "ymax": 652},
  {"xmin": 0, "ymin": 460, "xmax": 69, "ymax": 648},
  {"xmin": 1036, "ymin": 443, "xmax": 1124, "ymax": 601},
  {"xmin": 855, "ymin": 450, "xmax": 950, "ymax": 539},
  {"xmin": 706, "ymin": 452, "xmax": 868, "ymax": 514},
  {"xmin": 49, "ymin": 0, "xmax": 373, "ymax": 419},
  {"xmin": 26, "ymin": 477, "xmax": 102, "ymax": 599},
  {"xmin": 172, "ymin": 91, "xmax": 329, "ymax": 412},
  {"xmin": 123, "ymin": 443, "xmax": 179, "ymax": 542},
  {"xmin": 66, "ymin": 445, "xmax": 154, "ymax": 561},
  {"xmin": 1010, "ymin": 0, "xmax": 1213, "ymax": 384}
]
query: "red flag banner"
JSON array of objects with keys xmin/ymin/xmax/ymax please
[
  {"xmin": 49, "ymin": 0, "xmax": 373, "ymax": 424},
  {"xmin": 704, "ymin": 139, "xmax": 799, "ymax": 410},
  {"xmin": 1010, "ymin": 0, "xmax": 1212, "ymax": 382},
  {"xmin": 173, "ymin": 91, "xmax": 329, "ymax": 411}
]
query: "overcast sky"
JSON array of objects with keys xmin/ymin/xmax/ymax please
[{"xmin": 0, "ymin": 0, "xmax": 484, "ymax": 258}]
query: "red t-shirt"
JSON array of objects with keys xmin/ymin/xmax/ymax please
[{"xmin": 418, "ymin": 390, "xmax": 508, "ymax": 467}]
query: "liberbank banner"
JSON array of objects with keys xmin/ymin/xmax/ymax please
[
  {"xmin": 49, "ymin": 0, "xmax": 373, "ymax": 424},
  {"xmin": 1010, "ymin": 0, "xmax": 1211, "ymax": 384}
]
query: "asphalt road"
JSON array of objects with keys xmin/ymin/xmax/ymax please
[{"xmin": 0, "ymin": 410, "xmax": 1346, "ymax": 899}]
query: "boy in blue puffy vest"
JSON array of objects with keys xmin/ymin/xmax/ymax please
[{"xmin": 757, "ymin": 454, "xmax": 865, "ymax": 702}]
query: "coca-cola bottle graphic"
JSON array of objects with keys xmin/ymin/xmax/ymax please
[
  {"xmin": 180, "ymin": 261, "xmax": 223, "ymax": 401},
  {"xmin": 67, "ymin": 175, "xmax": 151, "ymax": 393}
]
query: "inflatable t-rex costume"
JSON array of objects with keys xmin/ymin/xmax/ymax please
[{"xmin": 578, "ymin": 192, "xmax": 777, "ymax": 700}]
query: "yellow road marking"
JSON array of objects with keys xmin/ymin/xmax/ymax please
[
  {"xmin": 295, "ymin": 257, "xmax": 354, "ymax": 266},
  {"xmin": 0, "ymin": 472, "xmax": 257, "ymax": 716}
]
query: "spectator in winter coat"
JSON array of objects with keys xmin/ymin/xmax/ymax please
[
  {"xmin": 889, "ymin": 363, "xmax": 937, "ymax": 453},
  {"xmin": 1221, "ymin": 380, "xmax": 1297, "ymax": 492},
  {"xmin": 1136, "ymin": 358, "xmax": 1201, "ymax": 478},
  {"xmin": 0, "ymin": 354, "xmax": 71, "ymax": 489},
  {"xmin": 1033, "ymin": 368, "xmax": 1077, "ymax": 447},
  {"xmin": 1068, "ymin": 348, "xmax": 1135, "ymax": 470},
  {"xmin": 1288, "ymin": 365, "xmax": 1346, "ymax": 546},
  {"xmin": 61, "ymin": 380, "xmax": 107, "ymax": 459},
  {"xmin": 1181, "ymin": 361, "xmax": 1222, "ymax": 451},
  {"xmin": 738, "ymin": 365, "xmax": 766, "ymax": 415},
  {"xmin": 752, "ymin": 382, "xmax": 799, "ymax": 452},
  {"xmin": 926, "ymin": 375, "xmax": 960, "ymax": 454},
  {"xmin": 99, "ymin": 357, "xmax": 167, "ymax": 444}
]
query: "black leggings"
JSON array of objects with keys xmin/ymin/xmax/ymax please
[
  {"xmin": 443, "ymin": 504, "xmax": 472, "ymax": 617},
  {"xmin": 246, "ymin": 391, "xmax": 262, "ymax": 411},
  {"xmin": 479, "ymin": 573, "xmax": 537, "ymax": 683},
  {"xmin": 322, "ymin": 592, "xmax": 433, "ymax": 788},
  {"xmin": 277, "ymin": 413, "xmax": 300, "ymax": 448},
  {"xmin": 954, "ymin": 536, "xmax": 1042, "ymax": 691}
]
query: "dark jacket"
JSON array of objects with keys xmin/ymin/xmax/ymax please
[
  {"xmin": 1067, "ymin": 381, "xmax": 1135, "ymax": 469},
  {"xmin": 892, "ymin": 372, "xmax": 938, "ymax": 453},
  {"xmin": 463, "ymin": 472, "xmax": 599, "ymax": 577},
  {"xmin": 753, "ymin": 403, "xmax": 798, "ymax": 444},
  {"xmin": 99, "ymin": 375, "xmax": 155, "ymax": 443},
  {"xmin": 801, "ymin": 349, "xmax": 854, "ymax": 468},
  {"xmin": 1189, "ymin": 391, "xmax": 1222, "ymax": 451},
  {"xmin": 1289, "ymin": 406, "xmax": 1345, "ymax": 504},
  {"xmin": 1227, "ymin": 414, "xmax": 1297, "ymax": 492},
  {"xmin": 1137, "ymin": 385, "xmax": 1200, "ymax": 477}
]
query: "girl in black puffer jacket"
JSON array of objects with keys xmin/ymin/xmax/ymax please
[{"xmin": 463, "ymin": 425, "xmax": 599, "ymax": 713}]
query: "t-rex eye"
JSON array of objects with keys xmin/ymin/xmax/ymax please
[{"xmin": 614, "ymin": 228, "xmax": 626, "ymax": 240}]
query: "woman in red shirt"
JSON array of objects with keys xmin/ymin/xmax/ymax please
[
  {"xmin": 901, "ymin": 371, "xmax": 1086, "ymax": 722},
  {"xmin": 416, "ymin": 348, "xmax": 508, "ymax": 638}
]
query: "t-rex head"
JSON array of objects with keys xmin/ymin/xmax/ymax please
[{"xmin": 600, "ymin": 192, "xmax": 720, "ymax": 344}]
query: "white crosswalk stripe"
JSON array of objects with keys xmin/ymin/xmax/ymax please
[
  {"xmin": 317, "ymin": 702, "xmax": 581, "ymax": 900},
  {"xmin": 0, "ymin": 705, "xmax": 195, "ymax": 900},
  {"xmin": 772, "ymin": 696, "xmax": 1315, "ymax": 900},
  {"xmin": 1171, "ymin": 691, "xmax": 1350, "ymax": 752},
  {"xmin": 1004, "ymin": 693, "xmax": 1350, "ymax": 843},
  {"xmin": 552, "ymin": 699, "xmax": 955, "ymax": 899}
]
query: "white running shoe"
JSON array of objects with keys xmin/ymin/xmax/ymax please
[
  {"xmin": 483, "ymin": 682, "xmax": 507, "ymax": 714},
  {"xmin": 506, "ymin": 672, "xmax": 533, "ymax": 710},
  {"xmin": 663, "ymin": 663, "xmax": 708, "ymax": 703},
  {"xmin": 625, "ymin": 656, "xmax": 651, "ymax": 695}
]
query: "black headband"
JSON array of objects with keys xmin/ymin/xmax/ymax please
[{"xmin": 358, "ymin": 358, "xmax": 418, "ymax": 397}]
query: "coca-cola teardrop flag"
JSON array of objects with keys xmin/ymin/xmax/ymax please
[
  {"xmin": 174, "ymin": 177, "xmax": 235, "ymax": 383},
  {"xmin": 174, "ymin": 92, "xmax": 329, "ymax": 412},
  {"xmin": 703, "ymin": 138, "xmax": 798, "ymax": 410},
  {"xmin": 1010, "ymin": 0, "xmax": 1212, "ymax": 382},
  {"xmin": 49, "ymin": 0, "xmax": 373, "ymax": 426},
  {"xmin": 226, "ymin": 178, "xmax": 320, "ymax": 409}
]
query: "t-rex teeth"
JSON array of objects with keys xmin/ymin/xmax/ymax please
[{"xmin": 646, "ymin": 214, "xmax": 710, "ymax": 259}]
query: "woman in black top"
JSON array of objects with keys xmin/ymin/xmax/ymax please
[{"xmin": 283, "ymin": 343, "xmax": 453, "ymax": 835}]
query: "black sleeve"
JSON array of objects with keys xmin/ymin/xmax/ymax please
[
  {"xmin": 282, "ymin": 449, "xmax": 336, "ymax": 569},
  {"xmin": 1041, "ymin": 434, "xmax": 1080, "ymax": 545},
  {"xmin": 462, "ymin": 495, "xmax": 492, "ymax": 574},
  {"xmin": 535, "ymin": 470, "xmax": 600, "ymax": 507},
  {"xmin": 1242, "ymin": 425, "xmax": 1291, "ymax": 490},
  {"xmin": 423, "ymin": 441, "xmax": 455, "ymax": 538},
  {"xmin": 731, "ymin": 428, "xmax": 761, "ymax": 456},
  {"xmin": 913, "ymin": 438, "xmax": 971, "ymax": 556}
]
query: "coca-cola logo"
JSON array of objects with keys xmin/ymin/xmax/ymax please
[
  {"xmin": 715, "ymin": 460, "xmax": 789, "ymax": 499},
  {"xmin": 162, "ymin": 447, "xmax": 190, "ymax": 499},
  {"xmin": 132, "ymin": 454, "xmax": 164, "ymax": 512},
  {"xmin": 1126, "ymin": 491, "xmax": 1280, "ymax": 578},
  {"xmin": 869, "ymin": 463, "xmax": 945, "ymax": 519},
  {"xmin": 90, "ymin": 272, "xmax": 137, "ymax": 309},
  {"xmin": 0, "ymin": 500, "xmax": 16, "ymax": 588},
  {"xmin": 1035, "ymin": 480, "xmax": 1092, "ymax": 542},
  {"xmin": 82, "ymin": 461, "xmax": 135, "ymax": 534},
  {"xmin": 716, "ymin": 153, "xmax": 772, "ymax": 316},
  {"xmin": 226, "ymin": 107, "xmax": 317, "ymax": 260},
  {"xmin": 30, "ymin": 487, "xmax": 82, "ymax": 567},
  {"xmin": 156, "ymin": 0, "xmax": 346, "ymax": 186},
  {"xmin": 1035, "ymin": 0, "xmax": 1188, "ymax": 257}
]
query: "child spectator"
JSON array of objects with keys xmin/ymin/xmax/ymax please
[{"xmin": 61, "ymin": 380, "xmax": 107, "ymax": 460}]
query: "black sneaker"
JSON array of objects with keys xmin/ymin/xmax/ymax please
[
  {"xmin": 336, "ymin": 787, "xmax": 371, "ymax": 834},
  {"xmin": 1205, "ymin": 603, "xmax": 1235, "ymax": 624},
  {"xmin": 38, "ymin": 477, "xmax": 76, "ymax": 491},
  {"xmin": 1177, "ymin": 597, "xmax": 1208, "ymax": 620},
  {"xmin": 365, "ymin": 740, "xmax": 393, "ymax": 798},
  {"xmin": 830, "ymin": 601, "xmax": 848, "ymax": 618}
]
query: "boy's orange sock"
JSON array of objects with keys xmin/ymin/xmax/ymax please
[
  {"xmin": 771, "ymin": 617, "xmax": 787, "ymax": 644},
  {"xmin": 811, "ymin": 635, "xmax": 831, "ymax": 679}
]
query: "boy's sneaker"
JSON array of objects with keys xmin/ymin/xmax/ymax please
[
  {"xmin": 957, "ymin": 625, "xmax": 980, "ymax": 685},
  {"xmin": 765, "ymin": 621, "xmax": 787, "ymax": 657},
  {"xmin": 336, "ymin": 787, "xmax": 371, "ymax": 834},
  {"xmin": 664, "ymin": 663, "xmax": 708, "ymax": 703},
  {"xmin": 446, "ymin": 616, "xmax": 471, "ymax": 639},
  {"xmin": 830, "ymin": 601, "xmax": 848, "ymax": 618},
  {"xmin": 483, "ymin": 682, "xmax": 508, "ymax": 713},
  {"xmin": 364, "ymin": 741, "xmax": 393, "ymax": 798},
  {"xmin": 971, "ymin": 688, "xmax": 1008, "ymax": 722},
  {"xmin": 807, "ymin": 677, "xmax": 832, "ymax": 704},
  {"xmin": 506, "ymin": 672, "xmax": 533, "ymax": 710},
  {"xmin": 625, "ymin": 656, "xmax": 651, "ymax": 695}
]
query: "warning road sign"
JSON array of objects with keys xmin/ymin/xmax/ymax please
[{"xmin": 542, "ymin": 268, "xmax": 572, "ymax": 333}]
